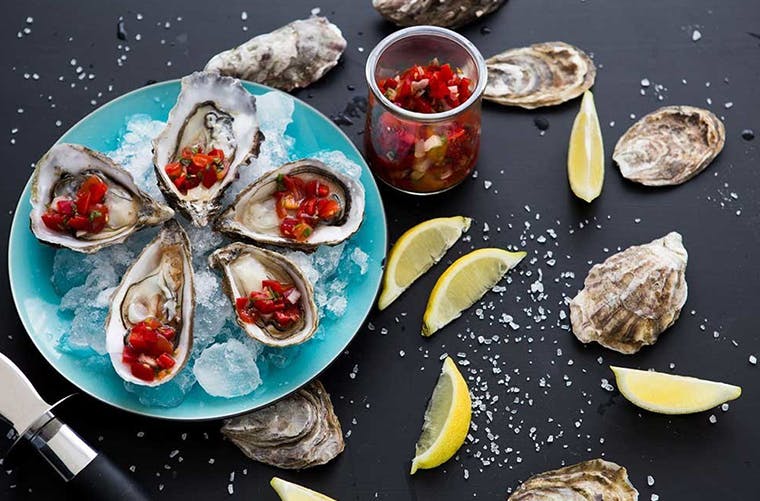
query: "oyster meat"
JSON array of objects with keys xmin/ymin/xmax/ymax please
[
  {"xmin": 372, "ymin": 0, "xmax": 506, "ymax": 28},
  {"xmin": 221, "ymin": 380, "xmax": 344, "ymax": 469},
  {"xmin": 508, "ymin": 458, "xmax": 639, "ymax": 500},
  {"xmin": 152, "ymin": 71, "xmax": 262, "ymax": 227},
  {"xmin": 30, "ymin": 143, "xmax": 174, "ymax": 253},
  {"xmin": 484, "ymin": 42, "xmax": 596, "ymax": 109},
  {"xmin": 205, "ymin": 17, "xmax": 346, "ymax": 92},
  {"xmin": 570, "ymin": 232, "xmax": 688, "ymax": 354},
  {"xmin": 105, "ymin": 221, "xmax": 194, "ymax": 386},
  {"xmin": 613, "ymin": 106, "xmax": 726, "ymax": 186},
  {"xmin": 215, "ymin": 159, "xmax": 365, "ymax": 250},
  {"xmin": 209, "ymin": 243, "xmax": 318, "ymax": 347}
]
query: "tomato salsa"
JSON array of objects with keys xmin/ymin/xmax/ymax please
[
  {"xmin": 164, "ymin": 146, "xmax": 228, "ymax": 194},
  {"xmin": 378, "ymin": 59, "xmax": 473, "ymax": 113},
  {"xmin": 273, "ymin": 174, "xmax": 342, "ymax": 242},
  {"xmin": 235, "ymin": 279, "xmax": 302, "ymax": 330},
  {"xmin": 122, "ymin": 317, "xmax": 177, "ymax": 382},
  {"xmin": 42, "ymin": 174, "xmax": 110, "ymax": 235}
]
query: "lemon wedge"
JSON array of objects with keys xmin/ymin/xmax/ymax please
[
  {"xmin": 411, "ymin": 357, "xmax": 471, "ymax": 474},
  {"xmin": 378, "ymin": 216, "xmax": 471, "ymax": 310},
  {"xmin": 568, "ymin": 90, "xmax": 604, "ymax": 202},
  {"xmin": 422, "ymin": 248, "xmax": 525, "ymax": 336},
  {"xmin": 270, "ymin": 477, "xmax": 336, "ymax": 501},
  {"xmin": 611, "ymin": 366, "xmax": 741, "ymax": 414}
]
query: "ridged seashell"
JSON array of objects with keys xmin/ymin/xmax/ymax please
[
  {"xmin": 570, "ymin": 232, "xmax": 688, "ymax": 354},
  {"xmin": 372, "ymin": 0, "xmax": 506, "ymax": 29},
  {"xmin": 613, "ymin": 105, "xmax": 725, "ymax": 186}
]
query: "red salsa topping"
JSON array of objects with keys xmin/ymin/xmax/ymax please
[
  {"xmin": 378, "ymin": 59, "xmax": 473, "ymax": 113},
  {"xmin": 164, "ymin": 146, "xmax": 228, "ymax": 194},
  {"xmin": 273, "ymin": 174, "xmax": 342, "ymax": 242},
  {"xmin": 41, "ymin": 174, "xmax": 110, "ymax": 235},
  {"xmin": 122, "ymin": 317, "xmax": 177, "ymax": 382},
  {"xmin": 235, "ymin": 279, "xmax": 302, "ymax": 330}
]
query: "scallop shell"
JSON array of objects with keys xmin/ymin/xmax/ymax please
[
  {"xmin": 221, "ymin": 380, "xmax": 344, "ymax": 469},
  {"xmin": 613, "ymin": 106, "xmax": 725, "ymax": 186},
  {"xmin": 372, "ymin": 0, "xmax": 506, "ymax": 29},
  {"xmin": 508, "ymin": 458, "xmax": 639, "ymax": 500},
  {"xmin": 484, "ymin": 42, "xmax": 596, "ymax": 109},
  {"xmin": 205, "ymin": 17, "xmax": 346, "ymax": 92},
  {"xmin": 570, "ymin": 232, "xmax": 688, "ymax": 354}
]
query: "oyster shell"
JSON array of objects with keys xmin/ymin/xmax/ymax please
[
  {"xmin": 105, "ymin": 221, "xmax": 194, "ymax": 386},
  {"xmin": 613, "ymin": 106, "xmax": 725, "ymax": 186},
  {"xmin": 508, "ymin": 458, "xmax": 639, "ymax": 500},
  {"xmin": 30, "ymin": 143, "xmax": 174, "ymax": 253},
  {"xmin": 570, "ymin": 232, "xmax": 688, "ymax": 354},
  {"xmin": 214, "ymin": 159, "xmax": 365, "ymax": 250},
  {"xmin": 484, "ymin": 42, "xmax": 596, "ymax": 109},
  {"xmin": 152, "ymin": 71, "xmax": 263, "ymax": 227},
  {"xmin": 221, "ymin": 380, "xmax": 344, "ymax": 469},
  {"xmin": 209, "ymin": 242, "xmax": 318, "ymax": 347},
  {"xmin": 372, "ymin": 0, "xmax": 506, "ymax": 28},
  {"xmin": 205, "ymin": 17, "xmax": 346, "ymax": 92}
]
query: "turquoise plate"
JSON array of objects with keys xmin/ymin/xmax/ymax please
[{"xmin": 8, "ymin": 81, "xmax": 386, "ymax": 421}]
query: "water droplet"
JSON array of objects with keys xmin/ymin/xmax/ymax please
[
  {"xmin": 533, "ymin": 117, "xmax": 549, "ymax": 131},
  {"xmin": 116, "ymin": 20, "xmax": 128, "ymax": 40},
  {"xmin": 480, "ymin": 26, "xmax": 491, "ymax": 35},
  {"xmin": 741, "ymin": 129, "xmax": 755, "ymax": 141}
]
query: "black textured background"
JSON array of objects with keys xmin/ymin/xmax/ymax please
[{"xmin": 2, "ymin": 1, "xmax": 759, "ymax": 499}]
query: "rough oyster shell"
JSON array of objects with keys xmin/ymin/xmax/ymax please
[
  {"xmin": 152, "ymin": 71, "xmax": 263, "ymax": 227},
  {"xmin": 508, "ymin": 458, "xmax": 639, "ymax": 500},
  {"xmin": 484, "ymin": 42, "xmax": 596, "ymax": 109},
  {"xmin": 205, "ymin": 17, "xmax": 346, "ymax": 92},
  {"xmin": 372, "ymin": 0, "xmax": 506, "ymax": 28},
  {"xmin": 209, "ymin": 242, "xmax": 319, "ymax": 347},
  {"xmin": 570, "ymin": 232, "xmax": 688, "ymax": 354},
  {"xmin": 214, "ymin": 159, "xmax": 365, "ymax": 250},
  {"xmin": 613, "ymin": 106, "xmax": 725, "ymax": 186},
  {"xmin": 30, "ymin": 143, "xmax": 174, "ymax": 253},
  {"xmin": 221, "ymin": 380, "xmax": 344, "ymax": 469},
  {"xmin": 105, "ymin": 221, "xmax": 194, "ymax": 386}
]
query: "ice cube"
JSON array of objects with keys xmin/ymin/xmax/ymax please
[
  {"xmin": 51, "ymin": 250, "xmax": 89, "ymax": 294},
  {"xmin": 107, "ymin": 114, "xmax": 166, "ymax": 198},
  {"xmin": 193, "ymin": 339, "xmax": 262, "ymax": 398},
  {"xmin": 60, "ymin": 306, "xmax": 108, "ymax": 355},
  {"xmin": 349, "ymin": 246, "xmax": 369, "ymax": 274},
  {"xmin": 313, "ymin": 149, "xmax": 362, "ymax": 178},
  {"xmin": 125, "ymin": 364, "xmax": 197, "ymax": 408},
  {"xmin": 193, "ymin": 269, "xmax": 231, "ymax": 348}
]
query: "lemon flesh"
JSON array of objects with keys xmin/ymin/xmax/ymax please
[
  {"xmin": 422, "ymin": 248, "xmax": 525, "ymax": 336},
  {"xmin": 411, "ymin": 357, "xmax": 472, "ymax": 474},
  {"xmin": 611, "ymin": 366, "xmax": 741, "ymax": 414},
  {"xmin": 270, "ymin": 477, "xmax": 336, "ymax": 501},
  {"xmin": 568, "ymin": 90, "xmax": 604, "ymax": 202},
  {"xmin": 378, "ymin": 216, "xmax": 471, "ymax": 310}
]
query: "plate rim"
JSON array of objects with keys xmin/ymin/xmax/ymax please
[{"xmin": 7, "ymin": 78, "xmax": 387, "ymax": 421}]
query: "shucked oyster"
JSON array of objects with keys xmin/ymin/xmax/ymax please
[
  {"xmin": 105, "ymin": 221, "xmax": 194, "ymax": 386},
  {"xmin": 30, "ymin": 143, "xmax": 174, "ymax": 253},
  {"xmin": 205, "ymin": 17, "xmax": 346, "ymax": 92},
  {"xmin": 484, "ymin": 42, "xmax": 596, "ymax": 109},
  {"xmin": 508, "ymin": 458, "xmax": 639, "ymax": 500},
  {"xmin": 613, "ymin": 106, "xmax": 725, "ymax": 186},
  {"xmin": 215, "ymin": 159, "xmax": 365, "ymax": 250},
  {"xmin": 372, "ymin": 0, "xmax": 506, "ymax": 28},
  {"xmin": 209, "ymin": 243, "xmax": 318, "ymax": 347},
  {"xmin": 221, "ymin": 380, "xmax": 344, "ymax": 469},
  {"xmin": 570, "ymin": 232, "xmax": 688, "ymax": 354},
  {"xmin": 153, "ymin": 71, "xmax": 262, "ymax": 227}
]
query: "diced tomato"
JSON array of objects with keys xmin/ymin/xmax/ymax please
[
  {"xmin": 201, "ymin": 166, "xmax": 217, "ymax": 188},
  {"xmin": 207, "ymin": 148, "xmax": 224, "ymax": 161},
  {"xmin": 41, "ymin": 211, "xmax": 66, "ymax": 231},
  {"xmin": 191, "ymin": 153, "xmax": 212, "ymax": 169},
  {"xmin": 156, "ymin": 325, "xmax": 175, "ymax": 341},
  {"xmin": 252, "ymin": 298, "xmax": 279, "ymax": 314},
  {"xmin": 122, "ymin": 345, "xmax": 138, "ymax": 364},
  {"xmin": 249, "ymin": 290, "xmax": 271, "ymax": 302},
  {"xmin": 55, "ymin": 198, "xmax": 75, "ymax": 216},
  {"xmin": 149, "ymin": 334, "xmax": 174, "ymax": 357},
  {"xmin": 317, "ymin": 198, "xmax": 341, "ymax": 220},
  {"xmin": 130, "ymin": 362, "xmax": 155, "ymax": 382},
  {"xmin": 87, "ymin": 204, "xmax": 109, "ymax": 233},
  {"xmin": 273, "ymin": 309, "xmax": 300, "ymax": 329},
  {"xmin": 306, "ymin": 180, "xmax": 329, "ymax": 198},
  {"xmin": 236, "ymin": 297, "xmax": 258, "ymax": 323},
  {"xmin": 291, "ymin": 222, "xmax": 313, "ymax": 242},
  {"xmin": 281, "ymin": 175, "xmax": 305, "ymax": 197},
  {"xmin": 299, "ymin": 198, "xmax": 318, "ymax": 217},
  {"xmin": 75, "ymin": 190, "xmax": 91, "ymax": 215},
  {"xmin": 165, "ymin": 162, "xmax": 183, "ymax": 178},
  {"xmin": 262, "ymin": 280, "xmax": 285, "ymax": 295},
  {"xmin": 156, "ymin": 353, "xmax": 176, "ymax": 370},
  {"xmin": 67, "ymin": 215, "xmax": 90, "ymax": 231},
  {"xmin": 279, "ymin": 217, "xmax": 299, "ymax": 238}
]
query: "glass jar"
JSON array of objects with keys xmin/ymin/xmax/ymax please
[{"xmin": 364, "ymin": 26, "xmax": 487, "ymax": 195}]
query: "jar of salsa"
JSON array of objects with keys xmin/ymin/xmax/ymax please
[{"xmin": 364, "ymin": 26, "xmax": 487, "ymax": 194}]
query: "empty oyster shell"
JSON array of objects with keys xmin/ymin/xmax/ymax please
[
  {"xmin": 613, "ymin": 106, "xmax": 725, "ymax": 186},
  {"xmin": 484, "ymin": 42, "xmax": 596, "ymax": 109},
  {"xmin": 30, "ymin": 143, "xmax": 174, "ymax": 253},
  {"xmin": 152, "ymin": 71, "xmax": 263, "ymax": 227},
  {"xmin": 221, "ymin": 380, "xmax": 344, "ymax": 469},
  {"xmin": 205, "ymin": 17, "xmax": 346, "ymax": 92},
  {"xmin": 508, "ymin": 458, "xmax": 639, "ymax": 500},
  {"xmin": 570, "ymin": 232, "xmax": 688, "ymax": 354},
  {"xmin": 209, "ymin": 242, "xmax": 318, "ymax": 347},
  {"xmin": 105, "ymin": 221, "xmax": 194, "ymax": 386},
  {"xmin": 372, "ymin": 0, "xmax": 506, "ymax": 28},
  {"xmin": 214, "ymin": 159, "xmax": 365, "ymax": 250}
]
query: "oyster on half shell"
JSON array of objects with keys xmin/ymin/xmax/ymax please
[
  {"xmin": 508, "ymin": 458, "xmax": 639, "ymax": 500},
  {"xmin": 209, "ymin": 243, "xmax": 318, "ymax": 347},
  {"xmin": 153, "ymin": 71, "xmax": 263, "ymax": 227},
  {"xmin": 205, "ymin": 17, "xmax": 346, "ymax": 92},
  {"xmin": 30, "ymin": 143, "xmax": 174, "ymax": 253},
  {"xmin": 221, "ymin": 380, "xmax": 344, "ymax": 469},
  {"xmin": 613, "ymin": 106, "xmax": 726, "ymax": 186},
  {"xmin": 105, "ymin": 221, "xmax": 194, "ymax": 386},
  {"xmin": 570, "ymin": 232, "xmax": 688, "ymax": 354},
  {"xmin": 372, "ymin": 0, "xmax": 506, "ymax": 28},
  {"xmin": 484, "ymin": 42, "xmax": 596, "ymax": 109}
]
